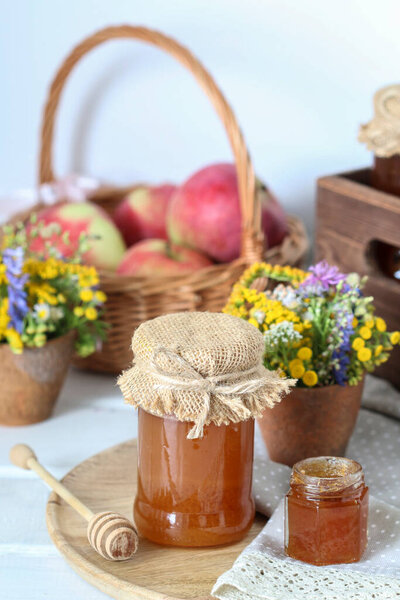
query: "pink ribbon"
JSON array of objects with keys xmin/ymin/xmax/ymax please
[{"xmin": 38, "ymin": 174, "xmax": 100, "ymax": 205}]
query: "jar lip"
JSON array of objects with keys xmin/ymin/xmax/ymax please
[{"xmin": 292, "ymin": 456, "xmax": 363, "ymax": 486}]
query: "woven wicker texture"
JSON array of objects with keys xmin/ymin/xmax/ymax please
[
  {"xmin": 7, "ymin": 25, "xmax": 308, "ymax": 374},
  {"xmin": 118, "ymin": 312, "xmax": 295, "ymax": 438}
]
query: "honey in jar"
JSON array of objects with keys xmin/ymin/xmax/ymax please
[
  {"xmin": 134, "ymin": 408, "xmax": 255, "ymax": 546},
  {"xmin": 118, "ymin": 311, "xmax": 294, "ymax": 547},
  {"xmin": 285, "ymin": 456, "xmax": 368, "ymax": 565}
]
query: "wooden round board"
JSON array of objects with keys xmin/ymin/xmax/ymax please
[{"xmin": 46, "ymin": 439, "xmax": 266, "ymax": 600}]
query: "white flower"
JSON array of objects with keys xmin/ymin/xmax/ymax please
[
  {"xmin": 50, "ymin": 307, "xmax": 64, "ymax": 321},
  {"xmin": 34, "ymin": 303, "xmax": 50, "ymax": 321},
  {"xmin": 253, "ymin": 310, "xmax": 266, "ymax": 324},
  {"xmin": 264, "ymin": 321, "xmax": 301, "ymax": 348},
  {"xmin": 270, "ymin": 284, "xmax": 299, "ymax": 309},
  {"xmin": 303, "ymin": 310, "xmax": 313, "ymax": 321}
]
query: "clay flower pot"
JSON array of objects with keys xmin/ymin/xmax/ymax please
[
  {"xmin": 257, "ymin": 379, "xmax": 365, "ymax": 467},
  {"xmin": 0, "ymin": 332, "xmax": 75, "ymax": 426}
]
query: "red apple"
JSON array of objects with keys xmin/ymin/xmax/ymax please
[
  {"xmin": 113, "ymin": 184, "xmax": 177, "ymax": 246},
  {"xmin": 117, "ymin": 239, "xmax": 213, "ymax": 277},
  {"xmin": 29, "ymin": 202, "xmax": 126, "ymax": 271},
  {"xmin": 167, "ymin": 163, "xmax": 288, "ymax": 262}
]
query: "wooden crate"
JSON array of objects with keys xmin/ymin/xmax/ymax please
[{"xmin": 316, "ymin": 168, "xmax": 400, "ymax": 389}]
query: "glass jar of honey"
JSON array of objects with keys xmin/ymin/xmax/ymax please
[
  {"xmin": 118, "ymin": 311, "xmax": 294, "ymax": 548},
  {"xmin": 134, "ymin": 408, "xmax": 255, "ymax": 546},
  {"xmin": 285, "ymin": 456, "xmax": 368, "ymax": 565}
]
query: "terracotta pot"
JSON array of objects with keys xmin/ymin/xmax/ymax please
[
  {"xmin": 0, "ymin": 332, "xmax": 75, "ymax": 426},
  {"xmin": 257, "ymin": 380, "xmax": 364, "ymax": 467}
]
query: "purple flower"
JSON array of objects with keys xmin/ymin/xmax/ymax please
[
  {"xmin": 303, "ymin": 260, "xmax": 346, "ymax": 292},
  {"xmin": 332, "ymin": 308, "xmax": 353, "ymax": 385},
  {"xmin": 3, "ymin": 247, "xmax": 29, "ymax": 333}
]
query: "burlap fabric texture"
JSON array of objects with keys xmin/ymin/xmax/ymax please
[
  {"xmin": 358, "ymin": 84, "xmax": 400, "ymax": 157},
  {"xmin": 118, "ymin": 312, "xmax": 295, "ymax": 439}
]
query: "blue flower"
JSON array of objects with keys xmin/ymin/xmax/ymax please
[
  {"xmin": 3, "ymin": 247, "xmax": 29, "ymax": 333},
  {"xmin": 332, "ymin": 308, "xmax": 353, "ymax": 385}
]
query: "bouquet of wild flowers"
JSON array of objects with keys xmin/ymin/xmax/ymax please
[
  {"xmin": 224, "ymin": 261, "xmax": 400, "ymax": 387},
  {"xmin": 0, "ymin": 217, "xmax": 107, "ymax": 357}
]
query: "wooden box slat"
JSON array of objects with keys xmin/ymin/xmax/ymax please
[{"xmin": 316, "ymin": 168, "xmax": 400, "ymax": 389}]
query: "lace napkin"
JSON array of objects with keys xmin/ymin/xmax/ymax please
[{"xmin": 212, "ymin": 376, "xmax": 400, "ymax": 600}]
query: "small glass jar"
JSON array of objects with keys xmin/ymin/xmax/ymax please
[
  {"xmin": 134, "ymin": 408, "xmax": 255, "ymax": 547},
  {"xmin": 285, "ymin": 456, "xmax": 368, "ymax": 565}
]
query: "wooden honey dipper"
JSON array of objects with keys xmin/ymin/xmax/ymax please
[{"xmin": 10, "ymin": 444, "xmax": 138, "ymax": 561}]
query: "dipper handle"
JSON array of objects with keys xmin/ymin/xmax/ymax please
[
  {"xmin": 10, "ymin": 444, "xmax": 138, "ymax": 560},
  {"xmin": 10, "ymin": 444, "xmax": 93, "ymax": 521}
]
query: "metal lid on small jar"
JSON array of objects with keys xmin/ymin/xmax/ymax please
[
  {"xmin": 359, "ymin": 84, "xmax": 400, "ymax": 157},
  {"xmin": 118, "ymin": 311, "xmax": 295, "ymax": 438}
]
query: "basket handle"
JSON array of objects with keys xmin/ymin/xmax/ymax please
[{"xmin": 38, "ymin": 25, "xmax": 263, "ymax": 261}]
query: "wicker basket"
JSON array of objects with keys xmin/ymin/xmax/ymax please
[{"xmin": 11, "ymin": 25, "xmax": 308, "ymax": 374}]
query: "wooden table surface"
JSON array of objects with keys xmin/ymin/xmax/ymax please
[{"xmin": 0, "ymin": 367, "xmax": 136, "ymax": 600}]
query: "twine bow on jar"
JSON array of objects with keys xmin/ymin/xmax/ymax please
[{"xmin": 147, "ymin": 347, "xmax": 278, "ymax": 438}]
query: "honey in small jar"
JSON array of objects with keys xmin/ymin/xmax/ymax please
[
  {"xmin": 118, "ymin": 311, "xmax": 293, "ymax": 548},
  {"xmin": 285, "ymin": 456, "xmax": 368, "ymax": 565},
  {"xmin": 134, "ymin": 408, "xmax": 255, "ymax": 546}
]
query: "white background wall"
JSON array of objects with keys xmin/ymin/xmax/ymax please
[{"xmin": 1, "ymin": 0, "xmax": 399, "ymax": 237}]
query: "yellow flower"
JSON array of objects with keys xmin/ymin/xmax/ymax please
[
  {"xmin": 352, "ymin": 337, "xmax": 365, "ymax": 351},
  {"xmin": 302, "ymin": 370, "xmax": 318, "ymax": 387},
  {"xmin": 375, "ymin": 317, "xmax": 386, "ymax": 332},
  {"xmin": 57, "ymin": 294, "xmax": 66, "ymax": 303},
  {"xmin": 359, "ymin": 326, "xmax": 372, "ymax": 340},
  {"xmin": 0, "ymin": 263, "xmax": 7, "ymax": 285},
  {"xmin": 95, "ymin": 290, "xmax": 107, "ymax": 303},
  {"xmin": 6, "ymin": 328, "xmax": 23, "ymax": 354},
  {"xmin": 290, "ymin": 363, "xmax": 305, "ymax": 378},
  {"xmin": 80, "ymin": 289, "xmax": 94, "ymax": 302},
  {"xmin": 365, "ymin": 319, "xmax": 374, "ymax": 328},
  {"xmin": 390, "ymin": 331, "xmax": 400, "ymax": 345},
  {"xmin": 74, "ymin": 306, "xmax": 84, "ymax": 317},
  {"xmin": 85, "ymin": 307, "xmax": 98, "ymax": 321},
  {"xmin": 352, "ymin": 317, "xmax": 358, "ymax": 328},
  {"xmin": 248, "ymin": 318, "xmax": 260, "ymax": 329},
  {"xmin": 78, "ymin": 267, "xmax": 99, "ymax": 288},
  {"xmin": 289, "ymin": 359, "xmax": 303, "ymax": 371},
  {"xmin": 239, "ymin": 262, "xmax": 308, "ymax": 288},
  {"xmin": 375, "ymin": 345, "xmax": 383, "ymax": 357},
  {"xmin": 357, "ymin": 347, "xmax": 372, "ymax": 362},
  {"xmin": 297, "ymin": 347, "xmax": 312, "ymax": 361}
]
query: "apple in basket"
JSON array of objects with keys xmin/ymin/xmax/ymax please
[
  {"xmin": 113, "ymin": 184, "xmax": 177, "ymax": 246},
  {"xmin": 29, "ymin": 202, "xmax": 126, "ymax": 271},
  {"xmin": 117, "ymin": 239, "xmax": 213, "ymax": 277},
  {"xmin": 167, "ymin": 163, "xmax": 289, "ymax": 262}
]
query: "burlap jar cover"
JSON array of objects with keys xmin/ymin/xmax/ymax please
[{"xmin": 118, "ymin": 312, "xmax": 295, "ymax": 439}]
